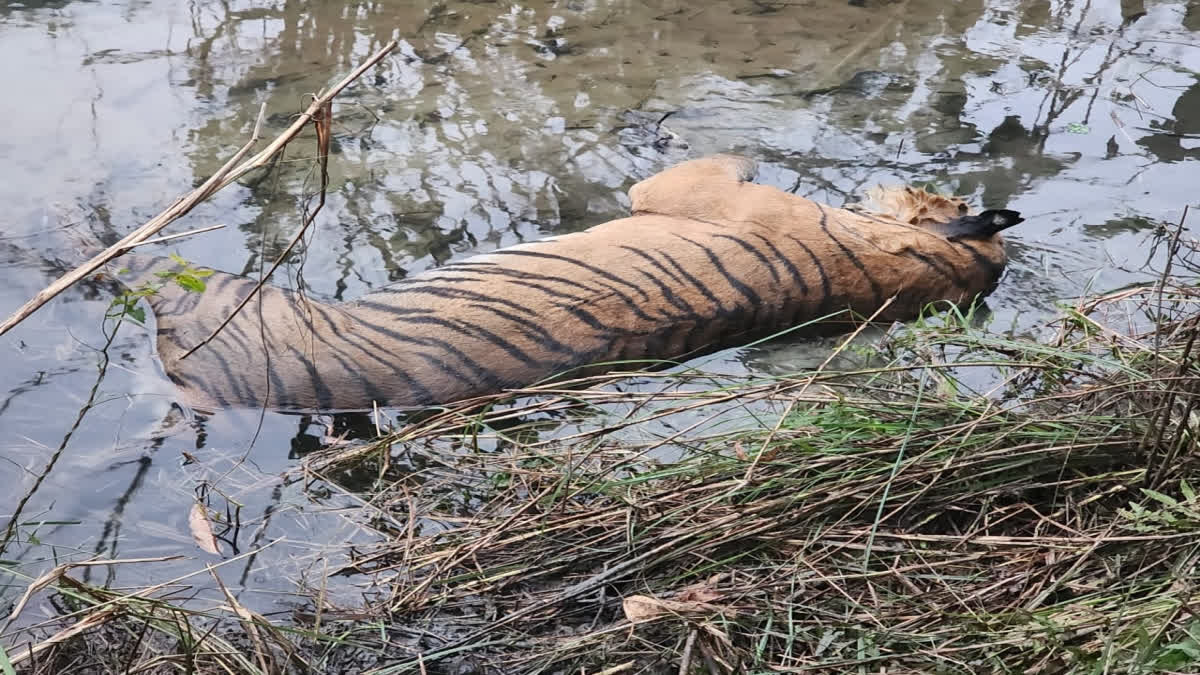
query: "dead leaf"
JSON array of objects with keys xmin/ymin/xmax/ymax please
[
  {"xmin": 677, "ymin": 585, "xmax": 724, "ymax": 604},
  {"xmin": 4, "ymin": 565, "xmax": 70, "ymax": 632},
  {"xmin": 733, "ymin": 441, "xmax": 747, "ymax": 461},
  {"xmin": 622, "ymin": 594, "xmax": 730, "ymax": 623},
  {"xmin": 623, "ymin": 595, "xmax": 663, "ymax": 622},
  {"xmin": 188, "ymin": 502, "xmax": 221, "ymax": 555}
]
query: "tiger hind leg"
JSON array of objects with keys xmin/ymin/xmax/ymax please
[{"xmin": 628, "ymin": 154, "xmax": 758, "ymax": 217}]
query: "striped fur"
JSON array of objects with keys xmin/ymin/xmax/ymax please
[{"xmin": 118, "ymin": 155, "xmax": 1016, "ymax": 412}]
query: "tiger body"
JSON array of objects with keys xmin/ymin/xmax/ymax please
[{"xmin": 126, "ymin": 155, "xmax": 1014, "ymax": 412}]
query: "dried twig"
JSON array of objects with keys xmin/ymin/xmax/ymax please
[
  {"xmin": 1, "ymin": 556, "xmax": 183, "ymax": 635},
  {"xmin": 679, "ymin": 628, "xmax": 699, "ymax": 675},
  {"xmin": 123, "ymin": 223, "xmax": 227, "ymax": 249}
]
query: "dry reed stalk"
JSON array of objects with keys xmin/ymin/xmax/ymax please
[
  {"xmin": 5, "ymin": 539, "xmax": 283, "ymax": 667},
  {"xmin": 123, "ymin": 223, "xmax": 227, "ymax": 249}
]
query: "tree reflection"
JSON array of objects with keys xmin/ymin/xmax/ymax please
[
  {"xmin": 1138, "ymin": 77, "xmax": 1200, "ymax": 163},
  {"xmin": 141, "ymin": 0, "xmax": 1200, "ymax": 390}
]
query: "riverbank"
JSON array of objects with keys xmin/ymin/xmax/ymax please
[{"xmin": 7, "ymin": 226, "xmax": 1199, "ymax": 674}]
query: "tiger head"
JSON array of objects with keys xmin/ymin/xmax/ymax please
[{"xmin": 851, "ymin": 185, "xmax": 1024, "ymax": 244}]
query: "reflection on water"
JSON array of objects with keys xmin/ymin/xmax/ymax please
[{"xmin": 0, "ymin": 0, "xmax": 1197, "ymax": 621}]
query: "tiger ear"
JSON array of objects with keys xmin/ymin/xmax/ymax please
[{"xmin": 936, "ymin": 209, "xmax": 1024, "ymax": 241}]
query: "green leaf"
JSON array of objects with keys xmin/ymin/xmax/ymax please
[
  {"xmin": 0, "ymin": 641, "xmax": 16, "ymax": 675},
  {"xmin": 175, "ymin": 274, "xmax": 207, "ymax": 293},
  {"xmin": 117, "ymin": 267, "xmax": 130, "ymax": 275},
  {"xmin": 1143, "ymin": 489, "xmax": 1179, "ymax": 507},
  {"xmin": 168, "ymin": 252, "xmax": 188, "ymax": 265},
  {"xmin": 125, "ymin": 305, "xmax": 147, "ymax": 325},
  {"xmin": 1182, "ymin": 479, "xmax": 1196, "ymax": 503},
  {"xmin": 1066, "ymin": 122, "xmax": 1090, "ymax": 134},
  {"xmin": 1167, "ymin": 639, "xmax": 1200, "ymax": 658},
  {"xmin": 193, "ymin": 268, "xmax": 215, "ymax": 277}
]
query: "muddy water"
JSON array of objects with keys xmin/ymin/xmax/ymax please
[{"xmin": 1, "ymin": 0, "xmax": 1197, "ymax": 620}]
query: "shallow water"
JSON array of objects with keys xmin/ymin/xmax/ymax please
[{"xmin": 1, "ymin": 0, "xmax": 1197, "ymax": 624}]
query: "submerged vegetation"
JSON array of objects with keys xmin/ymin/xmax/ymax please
[{"xmin": 2, "ymin": 225, "xmax": 1198, "ymax": 674}]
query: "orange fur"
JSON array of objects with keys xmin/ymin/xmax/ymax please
[{"xmin": 850, "ymin": 185, "xmax": 970, "ymax": 226}]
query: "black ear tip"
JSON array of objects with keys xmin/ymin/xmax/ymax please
[
  {"xmin": 939, "ymin": 208, "xmax": 1024, "ymax": 240},
  {"xmin": 1001, "ymin": 209, "xmax": 1024, "ymax": 225},
  {"xmin": 981, "ymin": 209, "xmax": 1024, "ymax": 229}
]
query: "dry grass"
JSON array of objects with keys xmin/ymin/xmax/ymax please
[{"xmin": 5, "ymin": 231, "xmax": 1200, "ymax": 674}]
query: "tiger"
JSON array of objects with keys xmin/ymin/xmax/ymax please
[{"xmin": 113, "ymin": 154, "xmax": 1021, "ymax": 413}]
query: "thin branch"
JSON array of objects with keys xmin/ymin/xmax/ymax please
[
  {"xmin": 123, "ymin": 224, "xmax": 227, "ymax": 249},
  {"xmin": 179, "ymin": 98, "xmax": 333, "ymax": 362}
]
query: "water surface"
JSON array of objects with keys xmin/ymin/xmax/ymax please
[{"xmin": 1, "ymin": 0, "xmax": 1197, "ymax": 624}]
